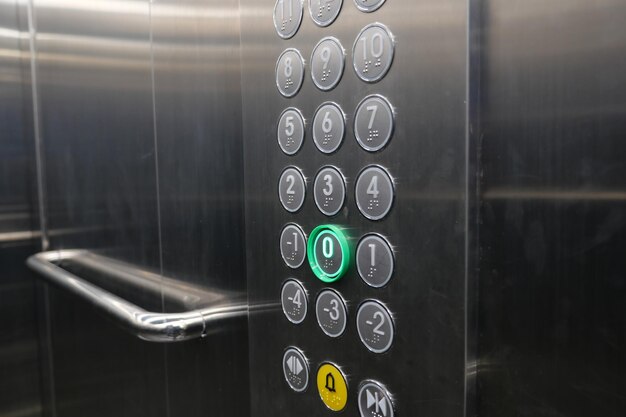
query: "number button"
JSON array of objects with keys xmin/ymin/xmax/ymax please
[
  {"xmin": 279, "ymin": 167, "xmax": 306, "ymax": 213},
  {"xmin": 278, "ymin": 108, "xmax": 305, "ymax": 155},
  {"xmin": 276, "ymin": 49, "xmax": 305, "ymax": 98},
  {"xmin": 311, "ymin": 37, "xmax": 345, "ymax": 91},
  {"xmin": 356, "ymin": 300, "xmax": 394, "ymax": 353},
  {"xmin": 353, "ymin": 23, "xmax": 395, "ymax": 83},
  {"xmin": 280, "ymin": 224, "xmax": 307, "ymax": 268},
  {"xmin": 308, "ymin": 0, "xmax": 343, "ymax": 27},
  {"xmin": 353, "ymin": 0, "xmax": 387, "ymax": 13},
  {"xmin": 312, "ymin": 102, "xmax": 345, "ymax": 154},
  {"xmin": 316, "ymin": 289, "xmax": 348, "ymax": 338},
  {"xmin": 355, "ymin": 166, "xmax": 394, "ymax": 220},
  {"xmin": 273, "ymin": 0, "xmax": 303, "ymax": 39},
  {"xmin": 354, "ymin": 95, "xmax": 394, "ymax": 152},
  {"xmin": 356, "ymin": 234, "xmax": 394, "ymax": 288},
  {"xmin": 281, "ymin": 280, "xmax": 308, "ymax": 324},
  {"xmin": 314, "ymin": 166, "xmax": 346, "ymax": 216}
]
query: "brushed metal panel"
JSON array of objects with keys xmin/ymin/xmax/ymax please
[
  {"xmin": 31, "ymin": 0, "xmax": 167, "ymax": 416},
  {"xmin": 241, "ymin": 1, "xmax": 468, "ymax": 416},
  {"xmin": 149, "ymin": 0, "xmax": 250, "ymax": 414},
  {"xmin": 478, "ymin": 0, "xmax": 626, "ymax": 416}
]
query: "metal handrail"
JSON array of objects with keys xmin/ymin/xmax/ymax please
[{"xmin": 27, "ymin": 250, "xmax": 248, "ymax": 343}]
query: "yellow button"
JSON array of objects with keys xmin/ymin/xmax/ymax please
[{"xmin": 316, "ymin": 363, "xmax": 348, "ymax": 412}]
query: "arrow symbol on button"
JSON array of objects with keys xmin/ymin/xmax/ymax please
[
  {"xmin": 287, "ymin": 356, "xmax": 303, "ymax": 376},
  {"xmin": 366, "ymin": 389, "xmax": 387, "ymax": 416}
]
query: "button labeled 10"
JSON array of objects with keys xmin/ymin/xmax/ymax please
[{"xmin": 353, "ymin": 23, "xmax": 395, "ymax": 83}]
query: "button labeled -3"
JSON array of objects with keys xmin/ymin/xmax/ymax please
[
  {"xmin": 317, "ymin": 362, "xmax": 348, "ymax": 411},
  {"xmin": 316, "ymin": 289, "xmax": 347, "ymax": 337}
]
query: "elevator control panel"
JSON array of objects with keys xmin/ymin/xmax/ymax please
[{"xmin": 274, "ymin": 1, "xmax": 396, "ymax": 415}]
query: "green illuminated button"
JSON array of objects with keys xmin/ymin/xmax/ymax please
[{"xmin": 307, "ymin": 225, "xmax": 350, "ymax": 283}]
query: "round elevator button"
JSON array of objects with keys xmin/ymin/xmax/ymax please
[
  {"xmin": 307, "ymin": 224, "xmax": 350, "ymax": 283},
  {"xmin": 279, "ymin": 167, "xmax": 306, "ymax": 213},
  {"xmin": 358, "ymin": 380, "xmax": 395, "ymax": 417},
  {"xmin": 281, "ymin": 280, "xmax": 308, "ymax": 324},
  {"xmin": 309, "ymin": 0, "xmax": 343, "ymax": 27},
  {"xmin": 273, "ymin": 0, "xmax": 304, "ymax": 39},
  {"xmin": 280, "ymin": 224, "xmax": 307, "ymax": 268},
  {"xmin": 312, "ymin": 102, "xmax": 345, "ymax": 154},
  {"xmin": 353, "ymin": 0, "xmax": 387, "ymax": 13},
  {"xmin": 355, "ymin": 166, "xmax": 394, "ymax": 220},
  {"xmin": 317, "ymin": 363, "xmax": 348, "ymax": 411},
  {"xmin": 356, "ymin": 300, "xmax": 394, "ymax": 353},
  {"xmin": 356, "ymin": 234, "xmax": 394, "ymax": 288},
  {"xmin": 314, "ymin": 166, "xmax": 346, "ymax": 216},
  {"xmin": 353, "ymin": 23, "xmax": 395, "ymax": 83},
  {"xmin": 283, "ymin": 347, "xmax": 310, "ymax": 392},
  {"xmin": 278, "ymin": 108, "xmax": 305, "ymax": 155},
  {"xmin": 276, "ymin": 48, "xmax": 305, "ymax": 98},
  {"xmin": 354, "ymin": 95, "xmax": 394, "ymax": 152},
  {"xmin": 311, "ymin": 37, "xmax": 345, "ymax": 91},
  {"xmin": 315, "ymin": 289, "xmax": 348, "ymax": 337}
]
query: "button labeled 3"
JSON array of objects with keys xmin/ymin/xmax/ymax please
[
  {"xmin": 273, "ymin": 0, "xmax": 303, "ymax": 39},
  {"xmin": 313, "ymin": 102, "xmax": 345, "ymax": 154},
  {"xmin": 357, "ymin": 300, "xmax": 394, "ymax": 353},
  {"xmin": 309, "ymin": 0, "xmax": 343, "ymax": 27},
  {"xmin": 358, "ymin": 380, "xmax": 394, "ymax": 417},
  {"xmin": 311, "ymin": 37, "xmax": 345, "ymax": 91},
  {"xmin": 353, "ymin": 23, "xmax": 395, "ymax": 83},
  {"xmin": 314, "ymin": 166, "xmax": 346, "ymax": 216},
  {"xmin": 281, "ymin": 280, "xmax": 308, "ymax": 324},
  {"xmin": 276, "ymin": 48, "xmax": 305, "ymax": 98},
  {"xmin": 316, "ymin": 289, "xmax": 348, "ymax": 337},
  {"xmin": 283, "ymin": 347, "xmax": 309, "ymax": 392},
  {"xmin": 317, "ymin": 363, "xmax": 348, "ymax": 411}
]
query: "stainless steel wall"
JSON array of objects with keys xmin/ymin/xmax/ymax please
[
  {"xmin": 477, "ymin": 0, "xmax": 626, "ymax": 416},
  {"xmin": 0, "ymin": 0, "xmax": 44, "ymax": 416},
  {"xmin": 27, "ymin": 0, "xmax": 249, "ymax": 416}
]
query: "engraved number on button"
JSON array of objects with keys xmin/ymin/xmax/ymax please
[
  {"xmin": 359, "ymin": 31, "xmax": 384, "ymax": 62},
  {"xmin": 371, "ymin": 311, "xmax": 386, "ymax": 335},
  {"xmin": 367, "ymin": 175, "xmax": 379, "ymax": 199},
  {"xmin": 286, "ymin": 175, "xmax": 296, "ymax": 195},
  {"xmin": 323, "ymin": 174, "xmax": 333, "ymax": 196},
  {"xmin": 328, "ymin": 298, "xmax": 340, "ymax": 321}
]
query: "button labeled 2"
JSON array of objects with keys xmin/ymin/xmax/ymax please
[{"xmin": 279, "ymin": 167, "xmax": 306, "ymax": 213}]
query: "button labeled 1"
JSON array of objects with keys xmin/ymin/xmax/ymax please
[
  {"xmin": 357, "ymin": 300, "xmax": 394, "ymax": 353},
  {"xmin": 283, "ymin": 347, "xmax": 310, "ymax": 392},
  {"xmin": 356, "ymin": 234, "xmax": 394, "ymax": 288},
  {"xmin": 278, "ymin": 108, "xmax": 305, "ymax": 155},
  {"xmin": 313, "ymin": 102, "xmax": 345, "ymax": 154},
  {"xmin": 281, "ymin": 280, "xmax": 308, "ymax": 324},
  {"xmin": 276, "ymin": 48, "xmax": 305, "ymax": 98},
  {"xmin": 273, "ymin": 0, "xmax": 303, "ymax": 39},
  {"xmin": 353, "ymin": 23, "xmax": 395, "ymax": 83},
  {"xmin": 355, "ymin": 166, "xmax": 394, "ymax": 220},
  {"xmin": 358, "ymin": 380, "xmax": 395, "ymax": 417},
  {"xmin": 309, "ymin": 0, "xmax": 343, "ymax": 27},
  {"xmin": 314, "ymin": 166, "xmax": 346, "ymax": 216},
  {"xmin": 355, "ymin": 95, "xmax": 394, "ymax": 152},
  {"xmin": 316, "ymin": 289, "xmax": 348, "ymax": 337},
  {"xmin": 317, "ymin": 363, "xmax": 348, "ymax": 411},
  {"xmin": 279, "ymin": 167, "xmax": 306, "ymax": 213},
  {"xmin": 311, "ymin": 37, "xmax": 345, "ymax": 91}
]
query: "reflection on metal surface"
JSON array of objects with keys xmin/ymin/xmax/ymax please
[
  {"xmin": 484, "ymin": 188, "xmax": 626, "ymax": 201},
  {"xmin": 27, "ymin": 250, "xmax": 248, "ymax": 342}
]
